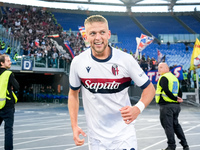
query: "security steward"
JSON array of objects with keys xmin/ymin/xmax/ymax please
[
  {"xmin": 192, "ymin": 70, "xmax": 197, "ymax": 88},
  {"xmin": 182, "ymin": 70, "xmax": 188, "ymax": 92},
  {"xmin": 156, "ymin": 62, "xmax": 189, "ymax": 150},
  {"xmin": 6, "ymin": 46, "xmax": 11, "ymax": 55},
  {"xmin": 0, "ymin": 41, "xmax": 6, "ymax": 50},
  {"xmin": 14, "ymin": 52, "xmax": 18, "ymax": 61},
  {"xmin": 183, "ymin": 70, "xmax": 188, "ymax": 81},
  {"xmin": 0, "ymin": 54, "xmax": 19, "ymax": 150}
]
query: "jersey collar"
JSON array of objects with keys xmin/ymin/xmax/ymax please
[{"xmin": 91, "ymin": 45, "xmax": 112, "ymax": 62}]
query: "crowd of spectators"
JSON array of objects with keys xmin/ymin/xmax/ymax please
[
  {"xmin": 119, "ymin": 47, "xmax": 160, "ymax": 72},
  {"xmin": 136, "ymin": 52, "xmax": 181, "ymax": 72},
  {"xmin": 0, "ymin": 6, "xmax": 87, "ymax": 68},
  {"xmin": 137, "ymin": 54, "xmax": 158, "ymax": 72},
  {"xmin": 63, "ymin": 31, "xmax": 86, "ymax": 56},
  {"xmin": 1, "ymin": 5, "xmax": 197, "ymax": 104},
  {"xmin": 0, "ymin": 5, "xmax": 183, "ymax": 72},
  {"xmin": 0, "ymin": 6, "xmax": 191, "ymax": 71}
]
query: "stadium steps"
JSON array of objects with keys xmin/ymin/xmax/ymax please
[
  {"xmin": 178, "ymin": 15, "xmax": 200, "ymax": 34},
  {"xmin": 193, "ymin": 12, "xmax": 200, "ymax": 23},
  {"xmin": 129, "ymin": 15, "xmax": 160, "ymax": 43},
  {"xmin": 53, "ymin": 12, "xmax": 87, "ymax": 31},
  {"xmin": 135, "ymin": 15, "xmax": 190, "ymax": 38},
  {"xmin": 172, "ymin": 14, "xmax": 196, "ymax": 34}
]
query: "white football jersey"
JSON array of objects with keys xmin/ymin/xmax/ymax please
[{"xmin": 69, "ymin": 46, "xmax": 150, "ymax": 146}]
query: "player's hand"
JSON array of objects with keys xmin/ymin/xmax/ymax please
[
  {"xmin": 72, "ymin": 126, "xmax": 87, "ymax": 146},
  {"xmin": 120, "ymin": 106, "xmax": 140, "ymax": 124}
]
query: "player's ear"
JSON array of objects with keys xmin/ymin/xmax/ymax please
[{"xmin": 108, "ymin": 30, "xmax": 111, "ymax": 40}]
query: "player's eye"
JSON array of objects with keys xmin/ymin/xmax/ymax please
[{"xmin": 90, "ymin": 32, "xmax": 96, "ymax": 36}]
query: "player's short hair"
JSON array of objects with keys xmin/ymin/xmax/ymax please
[
  {"xmin": 0, "ymin": 54, "xmax": 8, "ymax": 66},
  {"xmin": 84, "ymin": 15, "xmax": 108, "ymax": 27}
]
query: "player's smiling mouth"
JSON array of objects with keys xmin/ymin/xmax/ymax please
[{"xmin": 94, "ymin": 42, "xmax": 103, "ymax": 45}]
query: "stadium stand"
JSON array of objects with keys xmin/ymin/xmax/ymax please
[
  {"xmin": 178, "ymin": 15, "xmax": 200, "ymax": 33},
  {"xmin": 103, "ymin": 15, "xmax": 143, "ymax": 51},
  {"xmin": 0, "ymin": 4, "xmax": 200, "ymax": 100},
  {"xmin": 53, "ymin": 12, "xmax": 88, "ymax": 31},
  {"xmin": 135, "ymin": 15, "xmax": 190, "ymax": 37}
]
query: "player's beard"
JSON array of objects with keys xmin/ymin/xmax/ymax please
[{"xmin": 91, "ymin": 43, "xmax": 108, "ymax": 56}]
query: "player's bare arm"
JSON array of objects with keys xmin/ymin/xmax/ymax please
[
  {"xmin": 139, "ymin": 82, "xmax": 155, "ymax": 108},
  {"xmin": 120, "ymin": 82, "xmax": 155, "ymax": 124},
  {"xmin": 68, "ymin": 89, "xmax": 86, "ymax": 146}
]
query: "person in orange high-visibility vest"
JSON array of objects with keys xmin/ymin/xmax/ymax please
[{"xmin": 0, "ymin": 54, "xmax": 19, "ymax": 150}]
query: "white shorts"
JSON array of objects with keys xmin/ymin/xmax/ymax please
[{"xmin": 88, "ymin": 135, "xmax": 137, "ymax": 150}]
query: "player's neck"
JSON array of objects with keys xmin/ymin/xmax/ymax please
[{"xmin": 92, "ymin": 46, "xmax": 111, "ymax": 60}]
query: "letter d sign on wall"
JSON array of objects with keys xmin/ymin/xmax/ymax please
[{"xmin": 22, "ymin": 60, "xmax": 33, "ymax": 71}]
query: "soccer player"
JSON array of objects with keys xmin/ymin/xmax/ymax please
[{"xmin": 68, "ymin": 15, "xmax": 155, "ymax": 150}]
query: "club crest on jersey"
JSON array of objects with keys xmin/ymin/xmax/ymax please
[{"xmin": 112, "ymin": 64, "xmax": 119, "ymax": 76}]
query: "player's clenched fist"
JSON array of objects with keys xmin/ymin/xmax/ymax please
[{"xmin": 120, "ymin": 106, "xmax": 140, "ymax": 124}]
